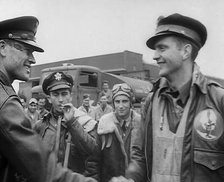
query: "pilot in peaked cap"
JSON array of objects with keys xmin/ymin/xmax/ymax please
[
  {"xmin": 42, "ymin": 72, "xmax": 74, "ymax": 95},
  {"xmin": 0, "ymin": 16, "xmax": 44, "ymax": 52},
  {"xmin": 146, "ymin": 13, "xmax": 207, "ymax": 50}
]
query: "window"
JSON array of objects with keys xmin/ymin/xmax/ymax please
[{"xmin": 79, "ymin": 71, "xmax": 98, "ymax": 87}]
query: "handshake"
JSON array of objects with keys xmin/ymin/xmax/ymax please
[{"xmin": 109, "ymin": 176, "xmax": 134, "ymax": 182}]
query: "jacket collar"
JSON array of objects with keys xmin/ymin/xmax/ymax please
[
  {"xmin": 155, "ymin": 63, "xmax": 214, "ymax": 96},
  {"xmin": 43, "ymin": 110, "xmax": 67, "ymax": 129},
  {"xmin": 98, "ymin": 110, "xmax": 137, "ymax": 135},
  {"xmin": 0, "ymin": 71, "xmax": 11, "ymax": 86}
]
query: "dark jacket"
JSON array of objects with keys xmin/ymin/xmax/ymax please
[
  {"xmin": 126, "ymin": 65, "xmax": 224, "ymax": 182},
  {"xmin": 34, "ymin": 108, "xmax": 100, "ymax": 179},
  {"xmin": 0, "ymin": 71, "xmax": 96, "ymax": 182},
  {"xmin": 97, "ymin": 110, "xmax": 141, "ymax": 182}
]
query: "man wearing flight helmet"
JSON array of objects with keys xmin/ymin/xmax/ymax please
[{"xmin": 96, "ymin": 83, "xmax": 141, "ymax": 182}]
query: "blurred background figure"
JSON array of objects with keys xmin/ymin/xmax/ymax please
[
  {"xmin": 93, "ymin": 94, "xmax": 113, "ymax": 122},
  {"xmin": 99, "ymin": 80, "xmax": 113, "ymax": 105},
  {"xmin": 140, "ymin": 96, "xmax": 146, "ymax": 114},
  {"xmin": 37, "ymin": 94, "xmax": 49, "ymax": 119},
  {"xmin": 25, "ymin": 98, "xmax": 40, "ymax": 128},
  {"xmin": 19, "ymin": 94, "xmax": 27, "ymax": 110},
  {"xmin": 78, "ymin": 94, "xmax": 95, "ymax": 118}
]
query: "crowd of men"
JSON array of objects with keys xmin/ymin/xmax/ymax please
[
  {"xmin": 1, "ymin": 12, "xmax": 224, "ymax": 182},
  {"xmin": 18, "ymin": 71, "xmax": 140, "ymax": 182},
  {"xmin": 19, "ymin": 79, "xmax": 116, "ymax": 126}
]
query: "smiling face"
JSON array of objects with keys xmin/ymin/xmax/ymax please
[
  {"xmin": 28, "ymin": 102, "xmax": 38, "ymax": 113},
  {"xmin": 153, "ymin": 36, "xmax": 184, "ymax": 79},
  {"xmin": 49, "ymin": 88, "xmax": 72, "ymax": 113},
  {"xmin": 83, "ymin": 97, "xmax": 90, "ymax": 107},
  {"xmin": 114, "ymin": 95, "xmax": 131, "ymax": 120},
  {"xmin": 102, "ymin": 83, "xmax": 109, "ymax": 92},
  {"xmin": 1, "ymin": 40, "xmax": 36, "ymax": 82}
]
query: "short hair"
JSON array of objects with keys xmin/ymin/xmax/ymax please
[
  {"xmin": 102, "ymin": 80, "xmax": 109, "ymax": 84},
  {"xmin": 38, "ymin": 93, "xmax": 46, "ymax": 100},
  {"xmin": 83, "ymin": 94, "xmax": 90, "ymax": 100},
  {"xmin": 174, "ymin": 35, "xmax": 199, "ymax": 61}
]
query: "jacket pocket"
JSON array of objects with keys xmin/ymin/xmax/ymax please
[{"xmin": 194, "ymin": 149, "xmax": 224, "ymax": 170}]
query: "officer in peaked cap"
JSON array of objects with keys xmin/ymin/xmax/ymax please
[
  {"xmin": 146, "ymin": 13, "xmax": 207, "ymax": 50},
  {"xmin": 36, "ymin": 71, "xmax": 100, "ymax": 180},
  {"xmin": 0, "ymin": 16, "xmax": 44, "ymax": 52},
  {"xmin": 0, "ymin": 16, "xmax": 97, "ymax": 182},
  {"xmin": 114, "ymin": 14, "xmax": 224, "ymax": 182},
  {"xmin": 42, "ymin": 72, "xmax": 74, "ymax": 95}
]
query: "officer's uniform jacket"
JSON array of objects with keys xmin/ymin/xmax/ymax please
[
  {"xmin": 126, "ymin": 65, "xmax": 224, "ymax": 182},
  {"xmin": 34, "ymin": 108, "xmax": 99, "ymax": 178},
  {"xmin": 0, "ymin": 71, "xmax": 96, "ymax": 182},
  {"xmin": 97, "ymin": 110, "xmax": 141, "ymax": 182}
]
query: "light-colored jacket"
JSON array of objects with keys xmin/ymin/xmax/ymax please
[{"xmin": 97, "ymin": 110, "xmax": 141, "ymax": 182}]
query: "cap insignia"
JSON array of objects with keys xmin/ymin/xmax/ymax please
[{"xmin": 54, "ymin": 72, "xmax": 62, "ymax": 81}]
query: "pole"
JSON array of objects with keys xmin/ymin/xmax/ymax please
[
  {"xmin": 63, "ymin": 133, "xmax": 71, "ymax": 168},
  {"xmin": 55, "ymin": 116, "xmax": 62, "ymax": 161}
]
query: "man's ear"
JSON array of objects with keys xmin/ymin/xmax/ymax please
[
  {"xmin": 0, "ymin": 40, "xmax": 7, "ymax": 56},
  {"xmin": 182, "ymin": 44, "xmax": 192, "ymax": 60},
  {"xmin": 46, "ymin": 96, "xmax": 52, "ymax": 104}
]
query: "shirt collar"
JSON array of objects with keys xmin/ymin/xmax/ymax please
[
  {"xmin": 158, "ymin": 63, "xmax": 208, "ymax": 99},
  {"xmin": 178, "ymin": 79, "xmax": 192, "ymax": 105}
]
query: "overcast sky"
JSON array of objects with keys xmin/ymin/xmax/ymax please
[{"xmin": 1, "ymin": 0, "xmax": 224, "ymax": 90}]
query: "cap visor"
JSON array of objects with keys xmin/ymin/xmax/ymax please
[
  {"xmin": 49, "ymin": 84, "xmax": 71, "ymax": 92},
  {"xmin": 146, "ymin": 32, "xmax": 175, "ymax": 49},
  {"xmin": 16, "ymin": 39, "xmax": 44, "ymax": 52}
]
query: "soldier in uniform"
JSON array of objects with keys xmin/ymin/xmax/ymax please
[
  {"xmin": 34, "ymin": 71, "xmax": 99, "ymax": 180},
  {"xmin": 112, "ymin": 13, "xmax": 224, "ymax": 182},
  {"xmin": 93, "ymin": 94, "xmax": 113, "ymax": 122},
  {"xmin": 97, "ymin": 83, "xmax": 141, "ymax": 182},
  {"xmin": 37, "ymin": 94, "xmax": 49, "ymax": 119},
  {"xmin": 24, "ymin": 98, "xmax": 40, "ymax": 128},
  {"xmin": 0, "ymin": 16, "xmax": 96, "ymax": 182},
  {"xmin": 78, "ymin": 94, "xmax": 95, "ymax": 118},
  {"xmin": 99, "ymin": 80, "xmax": 113, "ymax": 105}
]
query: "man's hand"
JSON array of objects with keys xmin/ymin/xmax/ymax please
[
  {"xmin": 109, "ymin": 176, "xmax": 134, "ymax": 182},
  {"xmin": 62, "ymin": 103, "xmax": 75, "ymax": 123}
]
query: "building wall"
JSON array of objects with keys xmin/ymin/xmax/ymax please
[
  {"xmin": 28, "ymin": 50, "xmax": 224, "ymax": 88},
  {"xmin": 30, "ymin": 50, "xmax": 144, "ymax": 79}
]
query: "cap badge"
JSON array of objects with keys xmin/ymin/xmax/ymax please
[{"xmin": 54, "ymin": 72, "xmax": 62, "ymax": 81}]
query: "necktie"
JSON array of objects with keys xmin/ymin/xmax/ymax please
[{"xmin": 122, "ymin": 120, "xmax": 127, "ymax": 133}]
